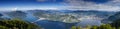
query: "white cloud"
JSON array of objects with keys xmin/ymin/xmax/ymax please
[
  {"xmin": 12, "ymin": 7, "xmax": 18, "ymax": 11},
  {"xmin": 61, "ymin": 0, "xmax": 120, "ymax": 11},
  {"xmin": 38, "ymin": 7, "xmax": 59, "ymax": 10}
]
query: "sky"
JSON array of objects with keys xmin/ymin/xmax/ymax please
[{"xmin": 0, "ymin": 0, "xmax": 120, "ymax": 11}]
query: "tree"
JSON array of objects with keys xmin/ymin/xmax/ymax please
[
  {"xmin": 71, "ymin": 26, "xmax": 77, "ymax": 29},
  {"xmin": 0, "ymin": 18, "xmax": 41, "ymax": 29},
  {"xmin": 86, "ymin": 25, "xmax": 91, "ymax": 29},
  {"xmin": 0, "ymin": 26, "xmax": 9, "ymax": 29},
  {"xmin": 111, "ymin": 19, "xmax": 120, "ymax": 29},
  {"xmin": 98, "ymin": 24, "xmax": 113, "ymax": 29},
  {"xmin": 77, "ymin": 26, "xmax": 81, "ymax": 29},
  {"xmin": 91, "ymin": 26, "xmax": 98, "ymax": 29},
  {"xmin": 71, "ymin": 26, "xmax": 81, "ymax": 29}
]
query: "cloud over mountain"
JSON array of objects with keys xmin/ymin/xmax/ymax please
[{"xmin": 60, "ymin": 0, "xmax": 120, "ymax": 11}]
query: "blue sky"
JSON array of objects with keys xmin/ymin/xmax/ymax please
[
  {"xmin": 0, "ymin": 0, "xmax": 120, "ymax": 11},
  {"xmin": 0, "ymin": 0, "xmax": 64, "ymax": 10}
]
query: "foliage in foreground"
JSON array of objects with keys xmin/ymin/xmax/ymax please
[
  {"xmin": 71, "ymin": 19, "xmax": 120, "ymax": 29},
  {"xmin": 0, "ymin": 18, "xmax": 40, "ymax": 29}
]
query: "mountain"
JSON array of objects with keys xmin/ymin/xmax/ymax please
[
  {"xmin": 4, "ymin": 11, "xmax": 27, "ymax": 19},
  {"xmin": 102, "ymin": 11, "xmax": 120, "ymax": 23},
  {"xmin": 0, "ymin": 10, "xmax": 115, "ymax": 23},
  {"xmin": 32, "ymin": 10, "xmax": 115, "ymax": 23},
  {"xmin": 0, "ymin": 10, "xmax": 117, "ymax": 29}
]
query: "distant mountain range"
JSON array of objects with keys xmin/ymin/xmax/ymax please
[{"xmin": 0, "ymin": 10, "xmax": 119, "ymax": 29}]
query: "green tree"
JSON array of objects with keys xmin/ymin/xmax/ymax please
[
  {"xmin": 0, "ymin": 18, "xmax": 41, "ymax": 29},
  {"xmin": 118, "ymin": 27, "xmax": 120, "ymax": 29},
  {"xmin": 98, "ymin": 24, "xmax": 113, "ymax": 29},
  {"xmin": 0, "ymin": 26, "xmax": 9, "ymax": 29},
  {"xmin": 113, "ymin": 27, "xmax": 116, "ymax": 29},
  {"xmin": 77, "ymin": 26, "xmax": 81, "ymax": 29},
  {"xmin": 71, "ymin": 26, "xmax": 77, "ymax": 29},
  {"xmin": 71, "ymin": 26, "xmax": 81, "ymax": 29},
  {"xmin": 86, "ymin": 25, "xmax": 91, "ymax": 29},
  {"xmin": 91, "ymin": 26, "xmax": 98, "ymax": 29}
]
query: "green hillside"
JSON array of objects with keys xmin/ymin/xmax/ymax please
[{"xmin": 0, "ymin": 18, "xmax": 41, "ymax": 29}]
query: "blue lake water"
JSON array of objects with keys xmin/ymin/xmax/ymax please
[{"xmin": 35, "ymin": 20, "xmax": 76, "ymax": 29}]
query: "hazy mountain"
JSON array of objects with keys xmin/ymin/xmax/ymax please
[
  {"xmin": 108, "ymin": 12, "xmax": 120, "ymax": 21},
  {"xmin": 0, "ymin": 10, "xmax": 117, "ymax": 29},
  {"xmin": 0, "ymin": 10, "xmax": 116, "ymax": 23},
  {"xmin": 4, "ymin": 11, "xmax": 27, "ymax": 19},
  {"xmin": 31, "ymin": 10, "xmax": 115, "ymax": 23}
]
